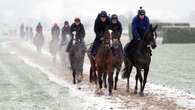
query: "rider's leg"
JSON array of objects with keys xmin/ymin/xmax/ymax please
[{"xmin": 91, "ymin": 37, "xmax": 100, "ymax": 58}]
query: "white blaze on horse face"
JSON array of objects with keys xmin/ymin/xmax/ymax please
[
  {"xmin": 108, "ymin": 29, "xmax": 112, "ymax": 33},
  {"xmin": 72, "ymin": 31, "xmax": 76, "ymax": 36}
]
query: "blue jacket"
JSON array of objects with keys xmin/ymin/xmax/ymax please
[{"xmin": 131, "ymin": 15, "xmax": 150, "ymax": 40}]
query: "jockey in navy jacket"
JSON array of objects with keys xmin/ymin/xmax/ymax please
[
  {"xmin": 91, "ymin": 11, "xmax": 111, "ymax": 57},
  {"xmin": 124, "ymin": 7, "xmax": 152, "ymax": 56},
  {"xmin": 131, "ymin": 7, "xmax": 150, "ymax": 40}
]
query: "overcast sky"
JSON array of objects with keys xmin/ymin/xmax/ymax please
[{"xmin": 0, "ymin": 0, "xmax": 194, "ymax": 26}]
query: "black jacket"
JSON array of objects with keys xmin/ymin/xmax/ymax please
[
  {"xmin": 70, "ymin": 23, "xmax": 85, "ymax": 41},
  {"xmin": 94, "ymin": 14, "xmax": 111, "ymax": 38},
  {"xmin": 110, "ymin": 21, "xmax": 122, "ymax": 38}
]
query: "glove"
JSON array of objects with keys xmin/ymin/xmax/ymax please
[{"xmin": 100, "ymin": 37, "xmax": 104, "ymax": 41}]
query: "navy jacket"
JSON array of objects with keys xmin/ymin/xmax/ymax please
[{"xmin": 131, "ymin": 15, "xmax": 150, "ymax": 40}]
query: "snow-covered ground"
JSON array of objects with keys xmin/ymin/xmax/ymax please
[{"xmin": 0, "ymin": 35, "xmax": 195, "ymax": 110}]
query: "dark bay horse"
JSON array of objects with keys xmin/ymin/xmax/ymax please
[
  {"xmin": 111, "ymin": 32, "xmax": 123, "ymax": 90},
  {"xmin": 93, "ymin": 31, "xmax": 113, "ymax": 95},
  {"xmin": 122, "ymin": 24, "xmax": 158, "ymax": 96},
  {"xmin": 67, "ymin": 35, "xmax": 86, "ymax": 84}
]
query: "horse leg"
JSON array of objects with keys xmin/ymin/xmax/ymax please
[
  {"xmin": 77, "ymin": 71, "xmax": 82, "ymax": 83},
  {"xmin": 103, "ymin": 72, "xmax": 107, "ymax": 88},
  {"xmin": 126, "ymin": 65, "xmax": 132, "ymax": 92},
  {"xmin": 137, "ymin": 68, "xmax": 144, "ymax": 96},
  {"xmin": 94, "ymin": 69, "xmax": 97, "ymax": 85},
  {"xmin": 90, "ymin": 66, "xmax": 95, "ymax": 83},
  {"xmin": 142, "ymin": 68, "xmax": 149, "ymax": 94},
  {"xmin": 108, "ymin": 73, "xmax": 113, "ymax": 96},
  {"xmin": 98, "ymin": 72, "xmax": 103, "ymax": 89},
  {"xmin": 134, "ymin": 73, "xmax": 139, "ymax": 94},
  {"xmin": 114, "ymin": 67, "xmax": 120, "ymax": 90},
  {"xmin": 89, "ymin": 67, "xmax": 93, "ymax": 83},
  {"xmin": 72, "ymin": 70, "xmax": 76, "ymax": 84}
]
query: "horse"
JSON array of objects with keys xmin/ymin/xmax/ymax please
[
  {"xmin": 33, "ymin": 32, "xmax": 44, "ymax": 53},
  {"xmin": 67, "ymin": 34, "xmax": 86, "ymax": 84},
  {"xmin": 93, "ymin": 31, "xmax": 113, "ymax": 95},
  {"xmin": 87, "ymin": 46, "xmax": 97, "ymax": 84},
  {"xmin": 49, "ymin": 37, "xmax": 60, "ymax": 63},
  {"xmin": 111, "ymin": 32, "xmax": 123, "ymax": 90},
  {"xmin": 122, "ymin": 24, "xmax": 158, "ymax": 96}
]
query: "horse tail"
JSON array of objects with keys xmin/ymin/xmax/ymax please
[{"xmin": 122, "ymin": 57, "xmax": 131, "ymax": 79}]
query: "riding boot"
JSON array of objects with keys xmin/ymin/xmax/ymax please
[{"xmin": 91, "ymin": 37, "xmax": 101, "ymax": 58}]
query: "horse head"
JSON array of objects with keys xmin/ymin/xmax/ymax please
[
  {"xmin": 111, "ymin": 31, "xmax": 121, "ymax": 49},
  {"xmin": 102, "ymin": 30, "xmax": 111, "ymax": 47},
  {"xmin": 143, "ymin": 24, "xmax": 158, "ymax": 49}
]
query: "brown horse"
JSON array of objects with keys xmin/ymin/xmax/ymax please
[
  {"xmin": 87, "ymin": 47, "xmax": 97, "ymax": 84},
  {"xmin": 111, "ymin": 32, "xmax": 123, "ymax": 90},
  {"xmin": 88, "ymin": 31, "xmax": 113, "ymax": 95}
]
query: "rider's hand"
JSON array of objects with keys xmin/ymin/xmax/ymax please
[
  {"xmin": 100, "ymin": 37, "xmax": 104, "ymax": 41},
  {"xmin": 137, "ymin": 37, "xmax": 141, "ymax": 40}
]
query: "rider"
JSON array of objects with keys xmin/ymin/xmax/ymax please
[
  {"xmin": 125, "ymin": 6, "xmax": 150, "ymax": 56},
  {"xmin": 51, "ymin": 23, "xmax": 60, "ymax": 40},
  {"xmin": 36, "ymin": 22, "xmax": 43, "ymax": 35},
  {"xmin": 91, "ymin": 11, "xmax": 111, "ymax": 58},
  {"xmin": 71, "ymin": 17, "xmax": 85, "ymax": 41},
  {"xmin": 110, "ymin": 14, "xmax": 122, "ymax": 40},
  {"xmin": 25, "ymin": 26, "xmax": 29, "ymax": 40},
  {"xmin": 61, "ymin": 21, "xmax": 71, "ymax": 45},
  {"xmin": 29, "ymin": 26, "xmax": 33, "ymax": 40},
  {"xmin": 67, "ymin": 17, "xmax": 85, "ymax": 52},
  {"xmin": 110, "ymin": 14, "xmax": 123, "ymax": 56},
  {"xmin": 20, "ymin": 24, "xmax": 24, "ymax": 38}
]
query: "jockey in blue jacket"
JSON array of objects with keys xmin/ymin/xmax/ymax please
[
  {"xmin": 132, "ymin": 6, "xmax": 150, "ymax": 40},
  {"xmin": 125, "ymin": 6, "xmax": 151, "ymax": 56}
]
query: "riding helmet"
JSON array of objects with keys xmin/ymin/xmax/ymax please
[
  {"xmin": 138, "ymin": 6, "xmax": 146, "ymax": 15},
  {"xmin": 74, "ymin": 17, "xmax": 81, "ymax": 22},
  {"xmin": 111, "ymin": 14, "xmax": 118, "ymax": 20},
  {"xmin": 100, "ymin": 11, "xmax": 107, "ymax": 17}
]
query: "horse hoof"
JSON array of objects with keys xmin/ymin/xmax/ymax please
[
  {"xmin": 104, "ymin": 85, "xmax": 107, "ymax": 89},
  {"xmin": 134, "ymin": 91, "xmax": 137, "ymax": 94},
  {"xmin": 73, "ymin": 81, "xmax": 76, "ymax": 84},
  {"xmin": 126, "ymin": 89, "xmax": 129, "ymax": 92},
  {"xmin": 77, "ymin": 79, "xmax": 82, "ymax": 83},
  {"xmin": 109, "ymin": 92, "xmax": 113, "ymax": 96},
  {"xmin": 114, "ymin": 87, "xmax": 117, "ymax": 90},
  {"xmin": 139, "ymin": 92, "xmax": 144, "ymax": 97}
]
